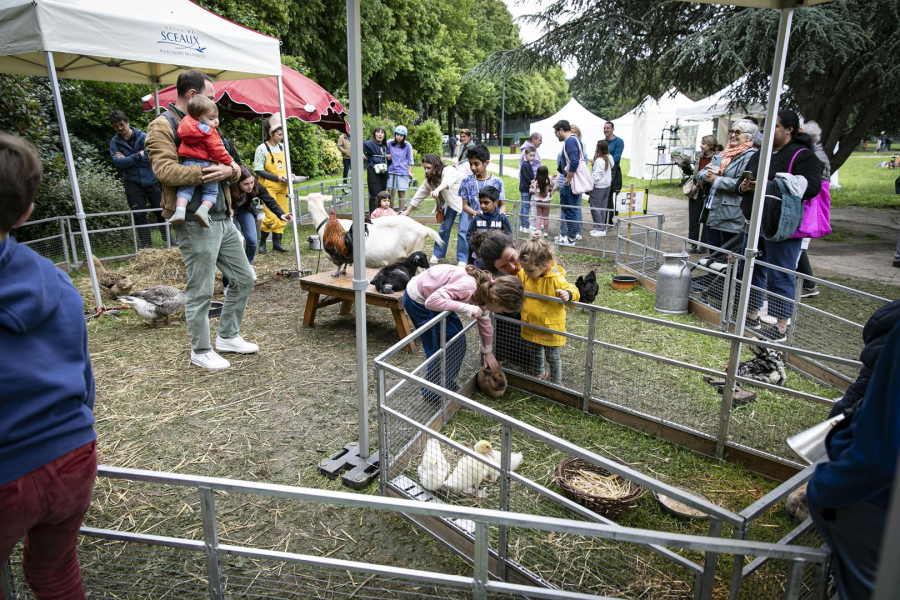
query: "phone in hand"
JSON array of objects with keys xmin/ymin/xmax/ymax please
[{"xmin": 742, "ymin": 171, "xmax": 755, "ymax": 181}]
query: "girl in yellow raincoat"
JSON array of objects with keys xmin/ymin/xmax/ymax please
[{"xmin": 516, "ymin": 233, "xmax": 579, "ymax": 384}]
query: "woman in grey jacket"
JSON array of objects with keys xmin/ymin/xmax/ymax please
[{"xmin": 702, "ymin": 120, "xmax": 759, "ymax": 250}]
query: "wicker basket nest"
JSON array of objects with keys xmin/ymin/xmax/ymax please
[{"xmin": 553, "ymin": 456, "xmax": 646, "ymax": 519}]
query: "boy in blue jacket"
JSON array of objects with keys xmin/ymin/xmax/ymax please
[
  {"xmin": 467, "ymin": 185, "xmax": 511, "ymax": 264},
  {"xmin": 0, "ymin": 133, "xmax": 97, "ymax": 599},
  {"xmin": 807, "ymin": 320, "xmax": 899, "ymax": 599},
  {"xmin": 518, "ymin": 146, "xmax": 536, "ymax": 233}
]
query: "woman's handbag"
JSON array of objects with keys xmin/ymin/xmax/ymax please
[
  {"xmin": 790, "ymin": 180, "xmax": 832, "ymax": 239},
  {"xmin": 566, "ymin": 143, "xmax": 593, "ymax": 195},
  {"xmin": 373, "ymin": 162, "xmax": 388, "ymax": 175},
  {"xmin": 682, "ymin": 177, "xmax": 699, "ymax": 199}
]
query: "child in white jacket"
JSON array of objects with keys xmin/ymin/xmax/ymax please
[{"xmin": 588, "ymin": 140, "xmax": 613, "ymax": 237}]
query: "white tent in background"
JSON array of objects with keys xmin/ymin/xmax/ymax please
[
  {"xmin": 616, "ymin": 90, "xmax": 698, "ymax": 180},
  {"xmin": 0, "ymin": 0, "xmax": 298, "ymax": 308},
  {"xmin": 529, "ymin": 98, "xmax": 608, "ymax": 164}
]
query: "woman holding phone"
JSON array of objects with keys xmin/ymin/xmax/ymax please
[{"xmin": 702, "ymin": 120, "xmax": 759, "ymax": 251}]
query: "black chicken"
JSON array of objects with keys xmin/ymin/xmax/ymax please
[{"xmin": 575, "ymin": 267, "xmax": 600, "ymax": 304}]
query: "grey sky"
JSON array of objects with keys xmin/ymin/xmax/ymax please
[{"xmin": 502, "ymin": 0, "xmax": 578, "ymax": 78}]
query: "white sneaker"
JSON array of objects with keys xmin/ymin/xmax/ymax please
[
  {"xmin": 519, "ymin": 226, "xmax": 529, "ymax": 233},
  {"xmin": 215, "ymin": 335, "xmax": 259, "ymax": 354},
  {"xmin": 191, "ymin": 349, "xmax": 230, "ymax": 370},
  {"xmin": 429, "ymin": 254, "xmax": 440, "ymax": 266},
  {"xmin": 542, "ymin": 231, "xmax": 548, "ymax": 237},
  {"xmin": 557, "ymin": 236, "xmax": 574, "ymax": 247},
  {"xmin": 590, "ymin": 229, "xmax": 607, "ymax": 237},
  {"xmin": 574, "ymin": 233, "xmax": 583, "ymax": 241},
  {"xmin": 249, "ymin": 264, "xmax": 257, "ymax": 281},
  {"xmin": 457, "ymin": 261, "xmax": 468, "ymax": 267}
]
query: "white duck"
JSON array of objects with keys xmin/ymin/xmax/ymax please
[
  {"xmin": 417, "ymin": 438, "xmax": 451, "ymax": 492},
  {"xmin": 442, "ymin": 440, "xmax": 491, "ymax": 497},
  {"xmin": 119, "ymin": 286, "xmax": 185, "ymax": 327},
  {"xmin": 475, "ymin": 440, "xmax": 524, "ymax": 483}
]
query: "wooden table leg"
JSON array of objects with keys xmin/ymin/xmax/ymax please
[
  {"xmin": 339, "ymin": 299, "xmax": 353, "ymax": 316},
  {"xmin": 392, "ymin": 307, "xmax": 417, "ymax": 353},
  {"xmin": 303, "ymin": 291, "xmax": 319, "ymax": 326}
]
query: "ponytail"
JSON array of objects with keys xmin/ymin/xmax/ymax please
[{"xmin": 465, "ymin": 265, "xmax": 524, "ymax": 313}]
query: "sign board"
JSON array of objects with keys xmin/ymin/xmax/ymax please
[{"xmin": 616, "ymin": 189, "xmax": 649, "ymax": 217}]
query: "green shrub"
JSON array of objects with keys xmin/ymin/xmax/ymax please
[
  {"xmin": 409, "ymin": 119, "xmax": 442, "ymax": 159},
  {"xmin": 320, "ymin": 139, "xmax": 343, "ymax": 174},
  {"xmin": 381, "ymin": 101, "xmax": 418, "ymax": 131},
  {"xmin": 361, "ymin": 114, "xmax": 396, "ymax": 141},
  {"xmin": 287, "ymin": 120, "xmax": 323, "ymax": 178}
]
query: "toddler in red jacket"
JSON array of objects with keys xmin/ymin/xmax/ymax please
[{"xmin": 170, "ymin": 95, "xmax": 233, "ymax": 227}]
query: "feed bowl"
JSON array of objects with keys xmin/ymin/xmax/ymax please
[{"xmin": 611, "ymin": 274, "xmax": 639, "ymax": 290}]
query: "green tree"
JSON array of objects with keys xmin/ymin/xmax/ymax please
[{"xmin": 478, "ymin": 0, "xmax": 900, "ymax": 172}]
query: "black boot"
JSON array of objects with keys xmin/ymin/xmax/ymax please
[
  {"xmin": 258, "ymin": 231, "xmax": 269, "ymax": 254},
  {"xmin": 272, "ymin": 233, "xmax": 288, "ymax": 253}
]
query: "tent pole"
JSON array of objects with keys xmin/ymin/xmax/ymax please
[
  {"xmin": 276, "ymin": 73, "xmax": 303, "ymax": 274},
  {"xmin": 153, "ymin": 78, "xmax": 161, "ymax": 116},
  {"xmin": 347, "ymin": 0, "xmax": 369, "ymax": 460},
  {"xmin": 715, "ymin": 7, "xmax": 793, "ymax": 457},
  {"xmin": 499, "ymin": 76, "xmax": 505, "ymax": 177},
  {"xmin": 45, "ymin": 51, "xmax": 103, "ymax": 309}
]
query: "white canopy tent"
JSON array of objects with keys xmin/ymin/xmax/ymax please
[
  {"xmin": 0, "ymin": 0, "xmax": 299, "ymax": 308},
  {"xmin": 529, "ymin": 98, "xmax": 608, "ymax": 163},
  {"xmin": 613, "ymin": 89, "xmax": 698, "ymax": 179}
]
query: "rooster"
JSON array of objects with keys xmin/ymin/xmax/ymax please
[
  {"xmin": 322, "ymin": 207, "xmax": 367, "ymax": 277},
  {"xmin": 575, "ymin": 267, "xmax": 600, "ymax": 304}
]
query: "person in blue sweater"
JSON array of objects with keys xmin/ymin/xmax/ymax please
[
  {"xmin": 807, "ymin": 320, "xmax": 900, "ymax": 599},
  {"xmin": 553, "ymin": 120, "xmax": 584, "ymax": 246},
  {"xmin": 0, "ymin": 133, "xmax": 97, "ymax": 599},
  {"xmin": 467, "ymin": 185, "xmax": 511, "ymax": 264},
  {"xmin": 109, "ymin": 110, "xmax": 163, "ymax": 249}
]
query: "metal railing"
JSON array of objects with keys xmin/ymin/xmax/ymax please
[
  {"xmin": 612, "ymin": 221, "xmax": 890, "ymax": 386},
  {"xmin": 372, "ymin": 303, "xmax": 844, "ymax": 598},
  {"xmin": 0, "ymin": 466, "xmax": 829, "ymax": 600}
]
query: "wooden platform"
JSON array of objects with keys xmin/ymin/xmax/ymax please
[{"xmin": 298, "ymin": 268, "xmax": 416, "ymax": 353}]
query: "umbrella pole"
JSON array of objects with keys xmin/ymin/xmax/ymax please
[
  {"xmin": 152, "ymin": 70, "xmax": 161, "ymax": 116},
  {"xmin": 45, "ymin": 51, "xmax": 103, "ymax": 310},
  {"xmin": 715, "ymin": 6, "xmax": 794, "ymax": 459},
  {"xmin": 276, "ymin": 73, "xmax": 305, "ymax": 276}
]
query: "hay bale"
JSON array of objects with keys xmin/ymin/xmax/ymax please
[{"xmin": 124, "ymin": 248, "xmax": 188, "ymax": 288}]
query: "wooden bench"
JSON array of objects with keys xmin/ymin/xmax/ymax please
[{"xmin": 298, "ymin": 268, "xmax": 416, "ymax": 353}]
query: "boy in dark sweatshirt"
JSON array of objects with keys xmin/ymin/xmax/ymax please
[
  {"xmin": 467, "ymin": 185, "xmax": 511, "ymax": 264},
  {"xmin": 807, "ymin": 320, "xmax": 899, "ymax": 599},
  {"xmin": 0, "ymin": 133, "xmax": 97, "ymax": 599},
  {"xmin": 518, "ymin": 146, "xmax": 536, "ymax": 233}
]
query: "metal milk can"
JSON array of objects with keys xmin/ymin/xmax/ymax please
[
  {"xmin": 654, "ymin": 252, "xmax": 691, "ymax": 315},
  {"xmin": 308, "ymin": 235, "xmax": 322, "ymax": 251}
]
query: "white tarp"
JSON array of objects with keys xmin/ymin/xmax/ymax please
[
  {"xmin": 529, "ymin": 98, "xmax": 608, "ymax": 164},
  {"xmin": 614, "ymin": 90, "xmax": 698, "ymax": 180},
  {"xmin": 0, "ymin": 0, "xmax": 282, "ymax": 84}
]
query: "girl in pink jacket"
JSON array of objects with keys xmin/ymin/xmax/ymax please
[{"xmin": 403, "ymin": 265, "xmax": 523, "ymax": 401}]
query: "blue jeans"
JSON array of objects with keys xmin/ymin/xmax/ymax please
[
  {"xmin": 176, "ymin": 159, "xmax": 218, "ymax": 204},
  {"xmin": 559, "ymin": 184, "xmax": 583, "ymax": 239},
  {"xmin": 232, "ymin": 209, "xmax": 258, "ymax": 263},
  {"xmin": 402, "ymin": 291, "xmax": 467, "ymax": 401},
  {"xmin": 809, "ymin": 500, "xmax": 886, "ymax": 600},
  {"xmin": 535, "ymin": 345, "xmax": 562, "ymax": 384},
  {"xmin": 519, "ymin": 193, "xmax": 532, "ymax": 229},
  {"xmin": 433, "ymin": 207, "xmax": 470, "ymax": 263},
  {"xmin": 745, "ymin": 235, "xmax": 803, "ymax": 320}
]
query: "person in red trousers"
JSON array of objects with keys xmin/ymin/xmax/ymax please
[{"xmin": 0, "ymin": 133, "xmax": 97, "ymax": 600}]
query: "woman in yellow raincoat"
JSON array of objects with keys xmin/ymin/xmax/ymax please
[
  {"xmin": 515, "ymin": 233, "xmax": 579, "ymax": 384},
  {"xmin": 253, "ymin": 113, "xmax": 289, "ymax": 253}
]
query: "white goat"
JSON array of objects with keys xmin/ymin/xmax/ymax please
[{"xmin": 302, "ymin": 193, "xmax": 443, "ymax": 268}]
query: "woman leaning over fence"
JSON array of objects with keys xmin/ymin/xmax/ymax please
[
  {"xmin": 230, "ymin": 166, "xmax": 292, "ymax": 281},
  {"xmin": 702, "ymin": 120, "xmax": 759, "ymax": 251},
  {"xmin": 737, "ymin": 110, "xmax": 822, "ymax": 343}
]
